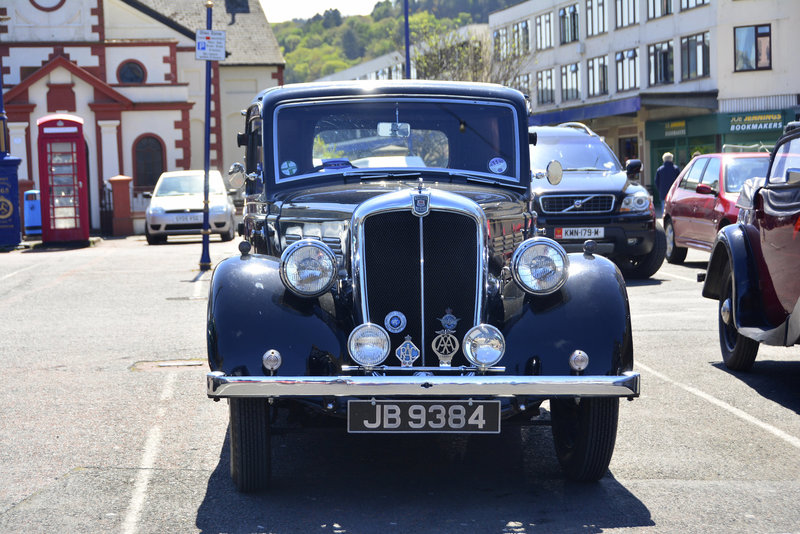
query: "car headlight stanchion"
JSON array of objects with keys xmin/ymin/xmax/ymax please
[
  {"xmin": 279, "ymin": 239, "xmax": 338, "ymax": 297},
  {"xmin": 511, "ymin": 237, "xmax": 569, "ymax": 295}
]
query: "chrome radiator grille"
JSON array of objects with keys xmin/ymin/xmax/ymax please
[
  {"xmin": 362, "ymin": 210, "xmax": 478, "ymax": 367},
  {"xmin": 539, "ymin": 194, "xmax": 616, "ymax": 214}
]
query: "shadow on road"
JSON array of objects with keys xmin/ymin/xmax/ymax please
[
  {"xmin": 712, "ymin": 359, "xmax": 800, "ymax": 415},
  {"xmin": 196, "ymin": 424, "xmax": 653, "ymax": 533}
]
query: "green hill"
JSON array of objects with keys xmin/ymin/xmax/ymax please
[{"xmin": 272, "ymin": 0, "xmax": 522, "ymax": 83}]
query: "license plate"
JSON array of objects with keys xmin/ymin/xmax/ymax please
[
  {"xmin": 347, "ymin": 400, "xmax": 500, "ymax": 434},
  {"xmin": 175, "ymin": 214, "xmax": 202, "ymax": 223},
  {"xmin": 555, "ymin": 227, "xmax": 604, "ymax": 239}
]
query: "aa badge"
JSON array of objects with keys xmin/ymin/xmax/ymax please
[{"xmin": 431, "ymin": 329, "xmax": 460, "ymax": 367}]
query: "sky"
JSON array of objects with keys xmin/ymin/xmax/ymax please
[{"xmin": 259, "ymin": 0, "xmax": 380, "ymax": 23}]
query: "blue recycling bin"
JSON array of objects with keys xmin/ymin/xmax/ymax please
[
  {"xmin": 24, "ymin": 189, "xmax": 42, "ymax": 236},
  {"xmin": 0, "ymin": 153, "xmax": 22, "ymax": 249}
]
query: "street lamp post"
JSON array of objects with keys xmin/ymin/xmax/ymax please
[
  {"xmin": 404, "ymin": 0, "xmax": 410, "ymax": 79},
  {"xmin": 199, "ymin": 0, "xmax": 213, "ymax": 270}
]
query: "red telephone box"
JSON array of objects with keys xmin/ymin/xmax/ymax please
[{"xmin": 37, "ymin": 114, "xmax": 89, "ymax": 242}]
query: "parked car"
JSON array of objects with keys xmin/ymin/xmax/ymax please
[
  {"xmin": 144, "ymin": 170, "xmax": 236, "ymax": 245},
  {"xmin": 206, "ymin": 81, "xmax": 641, "ymax": 492},
  {"xmin": 701, "ymin": 122, "xmax": 800, "ymax": 371},
  {"xmin": 663, "ymin": 152, "xmax": 770, "ymax": 264},
  {"xmin": 529, "ymin": 123, "xmax": 666, "ymax": 279}
]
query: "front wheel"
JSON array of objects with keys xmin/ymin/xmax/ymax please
[
  {"xmin": 229, "ymin": 398, "xmax": 272, "ymax": 492},
  {"xmin": 221, "ymin": 220, "xmax": 235, "ymax": 242},
  {"xmin": 618, "ymin": 223, "xmax": 667, "ymax": 279},
  {"xmin": 550, "ymin": 397, "xmax": 619, "ymax": 481},
  {"xmin": 718, "ymin": 263, "xmax": 759, "ymax": 371}
]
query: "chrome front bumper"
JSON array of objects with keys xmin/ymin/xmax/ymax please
[{"xmin": 206, "ymin": 371, "xmax": 640, "ymax": 399}]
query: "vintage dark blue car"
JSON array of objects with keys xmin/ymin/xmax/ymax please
[
  {"xmin": 206, "ymin": 81, "xmax": 640, "ymax": 492},
  {"xmin": 702, "ymin": 121, "xmax": 800, "ymax": 370}
]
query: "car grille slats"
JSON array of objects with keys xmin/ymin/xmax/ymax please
[
  {"xmin": 539, "ymin": 194, "xmax": 615, "ymax": 214},
  {"xmin": 363, "ymin": 210, "xmax": 477, "ymax": 367}
]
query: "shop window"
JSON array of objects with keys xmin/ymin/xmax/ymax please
[
  {"xmin": 648, "ymin": 41, "xmax": 673, "ymax": 86},
  {"xmin": 560, "ymin": 63, "xmax": 580, "ymax": 101},
  {"xmin": 559, "ymin": 4, "xmax": 580, "ymax": 44},
  {"xmin": 587, "ymin": 55, "xmax": 608, "ymax": 96},
  {"xmin": 586, "ymin": 0, "xmax": 606, "ymax": 37},
  {"xmin": 134, "ymin": 135, "xmax": 165, "ymax": 189},
  {"xmin": 615, "ymin": 0, "xmax": 639, "ymax": 28},
  {"xmin": 616, "ymin": 48, "xmax": 639, "ymax": 91},
  {"xmin": 681, "ymin": 32, "xmax": 710, "ymax": 80},
  {"xmin": 734, "ymin": 24, "xmax": 771, "ymax": 72},
  {"xmin": 537, "ymin": 69, "xmax": 555, "ymax": 105},
  {"xmin": 118, "ymin": 61, "xmax": 146, "ymax": 84},
  {"xmin": 535, "ymin": 13, "xmax": 554, "ymax": 50}
]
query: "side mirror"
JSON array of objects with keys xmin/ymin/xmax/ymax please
[
  {"xmin": 625, "ymin": 159, "xmax": 642, "ymax": 178},
  {"xmin": 143, "ymin": 191, "xmax": 152, "ymax": 199},
  {"xmin": 695, "ymin": 184, "xmax": 716, "ymax": 195},
  {"xmin": 528, "ymin": 131, "xmax": 537, "ymax": 146},
  {"xmin": 228, "ymin": 162, "xmax": 246, "ymax": 189}
]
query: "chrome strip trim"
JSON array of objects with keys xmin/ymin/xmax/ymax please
[
  {"xmin": 419, "ymin": 215, "xmax": 426, "ymax": 365},
  {"xmin": 207, "ymin": 371, "xmax": 641, "ymax": 398},
  {"xmin": 352, "ymin": 188, "xmax": 488, "ymax": 333}
]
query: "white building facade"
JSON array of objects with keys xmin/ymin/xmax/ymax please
[
  {"xmin": 489, "ymin": 0, "xmax": 800, "ymax": 190},
  {"xmin": 1, "ymin": 0, "xmax": 284, "ymax": 232}
]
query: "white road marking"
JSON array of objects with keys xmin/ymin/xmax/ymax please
[
  {"xmin": 192, "ymin": 271, "xmax": 211, "ymax": 299},
  {"xmin": 658, "ymin": 270, "xmax": 701, "ymax": 283},
  {"xmin": 637, "ymin": 361, "xmax": 800, "ymax": 450},
  {"xmin": 121, "ymin": 372, "xmax": 177, "ymax": 534},
  {"xmin": 0, "ymin": 264, "xmax": 38, "ymax": 281}
]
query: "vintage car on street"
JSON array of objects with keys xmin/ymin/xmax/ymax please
[
  {"xmin": 206, "ymin": 81, "xmax": 641, "ymax": 492},
  {"xmin": 702, "ymin": 122, "xmax": 800, "ymax": 371},
  {"xmin": 663, "ymin": 152, "xmax": 770, "ymax": 264},
  {"xmin": 529, "ymin": 123, "xmax": 666, "ymax": 279}
]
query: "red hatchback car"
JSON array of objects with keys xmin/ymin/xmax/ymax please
[{"xmin": 663, "ymin": 152, "xmax": 770, "ymax": 263}]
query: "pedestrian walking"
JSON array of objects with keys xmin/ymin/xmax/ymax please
[{"xmin": 655, "ymin": 152, "xmax": 680, "ymax": 214}]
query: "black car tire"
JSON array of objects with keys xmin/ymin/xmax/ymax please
[
  {"xmin": 718, "ymin": 262, "xmax": 759, "ymax": 371},
  {"xmin": 618, "ymin": 223, "xmax": 667, "ymax": 279},
  {"xmin": 229, "ymin": 398, "xmax": 272, "ymax": 492},
  {"xmin": 550, "ymin": 397, "xmax": 619, "ymax": 482},
  {"xmin": 145, "ymin": 229, "xmax": 166, "ymax": 245},
  {"xmin": 221, "ymin": 220, "xmax": 235, "ymax": 242},
  {"xmin": 664, "ymin": 220, "xmax": 687, "ymax": 265}
]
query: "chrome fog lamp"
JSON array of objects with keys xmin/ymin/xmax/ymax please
[
  {"xmin": 462, "ymin": 324, "xmax": 505, "ymax": 370},
  {"xmin": 511, "ymin": 238, "xmax": 569, "ymax": 295},
  {"xmin": 348, "ymin": 323, "xmax": 391, "ymax": 368},
  {"xmin": 569, "ymin": 350, "xmax": 589, "ymax": 372},
  {"xmin": 262, "ymin": 349, "xmax": 282, "ymax": 372},
  {"xmin": 279, "ymin": 239, "xmax": 337, "ymax": 297}
]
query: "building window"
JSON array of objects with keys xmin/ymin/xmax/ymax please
[
  {"xmin": 514, "ymin": 73, "xmax": 531, "ymax": 95},
  {"xmin": 561, "ymin": 62, "xmax": 580, "ymax": 101},
  {"xmin": 681, "ymin": 31, "xmax": 710, "ymax": 80},
  {"xmin": 616, "ymin": 48, "xmax": 639, "ymax": 91},
  {"xmin": 586, "ymin": 0, "xmax": 606, "ymax": 36},
  {"xmin": 615, "ymin": 0, "xmax": 639, "ymax": 28},
  {"xmin": 134, "ymin": 135, "xmax": 165, "ymax": 189},
  {"xmin": 117, "ymin": 60, "xmax": 146, "ymax": 84},
  {"xmin": 512, "ymin": 20, "xmax": 530, "ymax": 55},
  {"xmin": 648, "ymin": 40, "xmax": 673, "ymax": 85},
  {"xmin": 734, "ymin": 24, "xmax": 771, "ymax": 71},
  {"xmin": 648, "ymin": 0, "xmax": 672, "ymax": 19},
  {"xmin": 559, "ymin": 4, "xmax": 580, "ymax": 44},
  {"xmin": 587, "ymin": 55, "xmax": 608, "ymax": 96},
  {"xmin": 493, "ymin": 27, "xmax": 509, "ymax": 59},
  {"xmin": 535, "ymin": 13, "xmax": 554, "ymax": 50},
  {"xmin": 537, "ymin": 69, "xmax": 555, "ymax": 104},
  {"xmin": 681, "ymin": 0, "xmax": 708, "ymax": 9}
]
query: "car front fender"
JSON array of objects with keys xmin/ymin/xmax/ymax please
[
  {"xmin": 207, "ymin": 253, "xmax": 346, "ymax": 376},
  {"xmin": 502, "ymin": 252, "xmax": 633, "ymax": 377}
]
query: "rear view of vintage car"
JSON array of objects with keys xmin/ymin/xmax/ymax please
[
  {"xmin": 206, "ymin": 81, "xmax": 640, "ymax": 492},
  {"xmin": 702, "ymin": 122, "xmax": 800, "ymax": 371}
]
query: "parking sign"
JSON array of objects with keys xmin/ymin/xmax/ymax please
[{"xmin": 196, "ymin": 29, "xmax": 226, "ymax": 61}]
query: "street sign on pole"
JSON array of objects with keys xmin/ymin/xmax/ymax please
[{"xmin": 196, "ymin": 29, "xmax": 226, "ymax": 61}]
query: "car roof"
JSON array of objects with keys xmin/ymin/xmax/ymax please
[
  {"xmin": 529, "ymin": 123, "xmax": 600, "ymax": 138},
  {"xmin": 692, "ymin": 153, "xmax": 770, "ymax": 158}
]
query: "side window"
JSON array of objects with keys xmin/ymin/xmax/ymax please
[
  {"xmin": 681, "ymin": 158, "xmax": 706, "ymax": 189},
  {"xmin": 768, "ymin": 137, "xmax": 800, "ymax": 185},
  {"xmin": 245, "ymin": 115, "xmax": 262, "ymax": 174},
  {"xmin": 700, "ymin": 157, "xmax": 721, "ymax": 191}
]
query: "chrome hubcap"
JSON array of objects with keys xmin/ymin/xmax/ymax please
[{"xmin": 720, "ymin": 298, "xmax": 732, "ymax": 325}]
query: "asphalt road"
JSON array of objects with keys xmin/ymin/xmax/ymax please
[{"xmin": 1, "ymin": 235, "xmax": 799, "ymax": 534}]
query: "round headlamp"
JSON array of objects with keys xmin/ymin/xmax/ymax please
[
  {"xmin": 348, "ymin": 323, "xmax": 391, "ymax": 368},
  {"xmin": 279, "ymin": 239, "xmax": 337, "ymax": 297},
  {"xmin": 511, "ymin": 238, "xmax": 569, "ymax": 295},
  {"xmin": 462, "ymin": 324, "xmax": 505, "ymax": 370},
  {"xmin": 620, "ymin": 192, "xmax": 651, "ymax": 213}
]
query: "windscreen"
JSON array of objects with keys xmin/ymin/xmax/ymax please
[
  {"xmin": 154, "ymin": 174, "xmax": 225, "ymax": 196},
  {"xmin": 724, "ymin": 157, "xmax": 769, "ymax": 193},
  {"xmin": 530, "ymin": 133, "xmax": 622, "ymax": 172},
  {"xmin": 274, "ymin": 98, "xmax": 519, "ymax": 183}
]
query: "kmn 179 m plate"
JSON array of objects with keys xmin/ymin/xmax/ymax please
[{"xmin": 347, "ymin": 400, "xmax": 500, "ymax": 434}]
